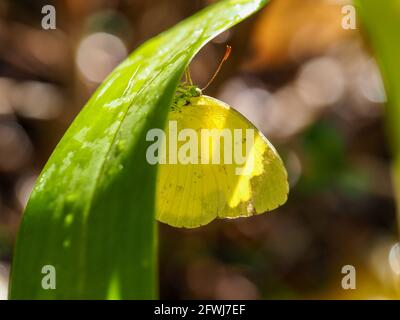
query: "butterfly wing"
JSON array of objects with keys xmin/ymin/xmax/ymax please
[{"xmin": 156, "ymin": 95, "xmax": 288, "ymax": 228}]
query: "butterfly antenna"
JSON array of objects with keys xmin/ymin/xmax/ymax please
[
  {"xmin": 184, "ymin": 68, "xmax": 193, "ymax": 85},
  {"xmin": 186, "ymin": 67, "xmax": 193, "ymax": 85},
  {"xmin": 201, "ymin": 45, "xmax": 231, "ymax": 91},
  {"xmin": 184, "ymin": 69, "xmax": 189, "ymax": 84}
]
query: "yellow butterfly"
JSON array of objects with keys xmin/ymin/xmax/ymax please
[{"xmin": 150, "ymin": 47, "xmax": 288, "ymax": 228}]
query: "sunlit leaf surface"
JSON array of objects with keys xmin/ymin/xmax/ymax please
[{"xmin": 9, "ymin": 0, "xmax": 268, "ymax": 299}]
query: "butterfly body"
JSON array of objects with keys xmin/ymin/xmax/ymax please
[{"xmin": 155, "ymin": 85, "xmax": 288, "ymax": 228}]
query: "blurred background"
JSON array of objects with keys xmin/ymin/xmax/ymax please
[{"xmin": 0, "ymin": 0, "xmax": 399, "ymax": 299}]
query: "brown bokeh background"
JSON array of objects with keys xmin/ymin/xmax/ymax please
[{"xmin": 0, "ymin": 0, "xmax": 399, "ymax": 299}]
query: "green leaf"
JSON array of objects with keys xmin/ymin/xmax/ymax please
[
  {"xmin": 356, "ymin": 1, "xmax": 400, "ymax": 224},
  {"xmin": 9, "ymin": 0, "xmax": 268, "ymax": 299},
  {"xmin": 356, "ymin": 1, "xmax": 400, "ymax": 149}
]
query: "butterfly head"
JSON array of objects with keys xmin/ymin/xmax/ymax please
[{"xmin": 172, "ymin": 84, "xmax": 202, "ymax": 111}]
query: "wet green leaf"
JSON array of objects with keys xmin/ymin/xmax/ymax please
[{"xmin": 9, "ymin": 0, "xmax": 268, "ymax": 299}]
